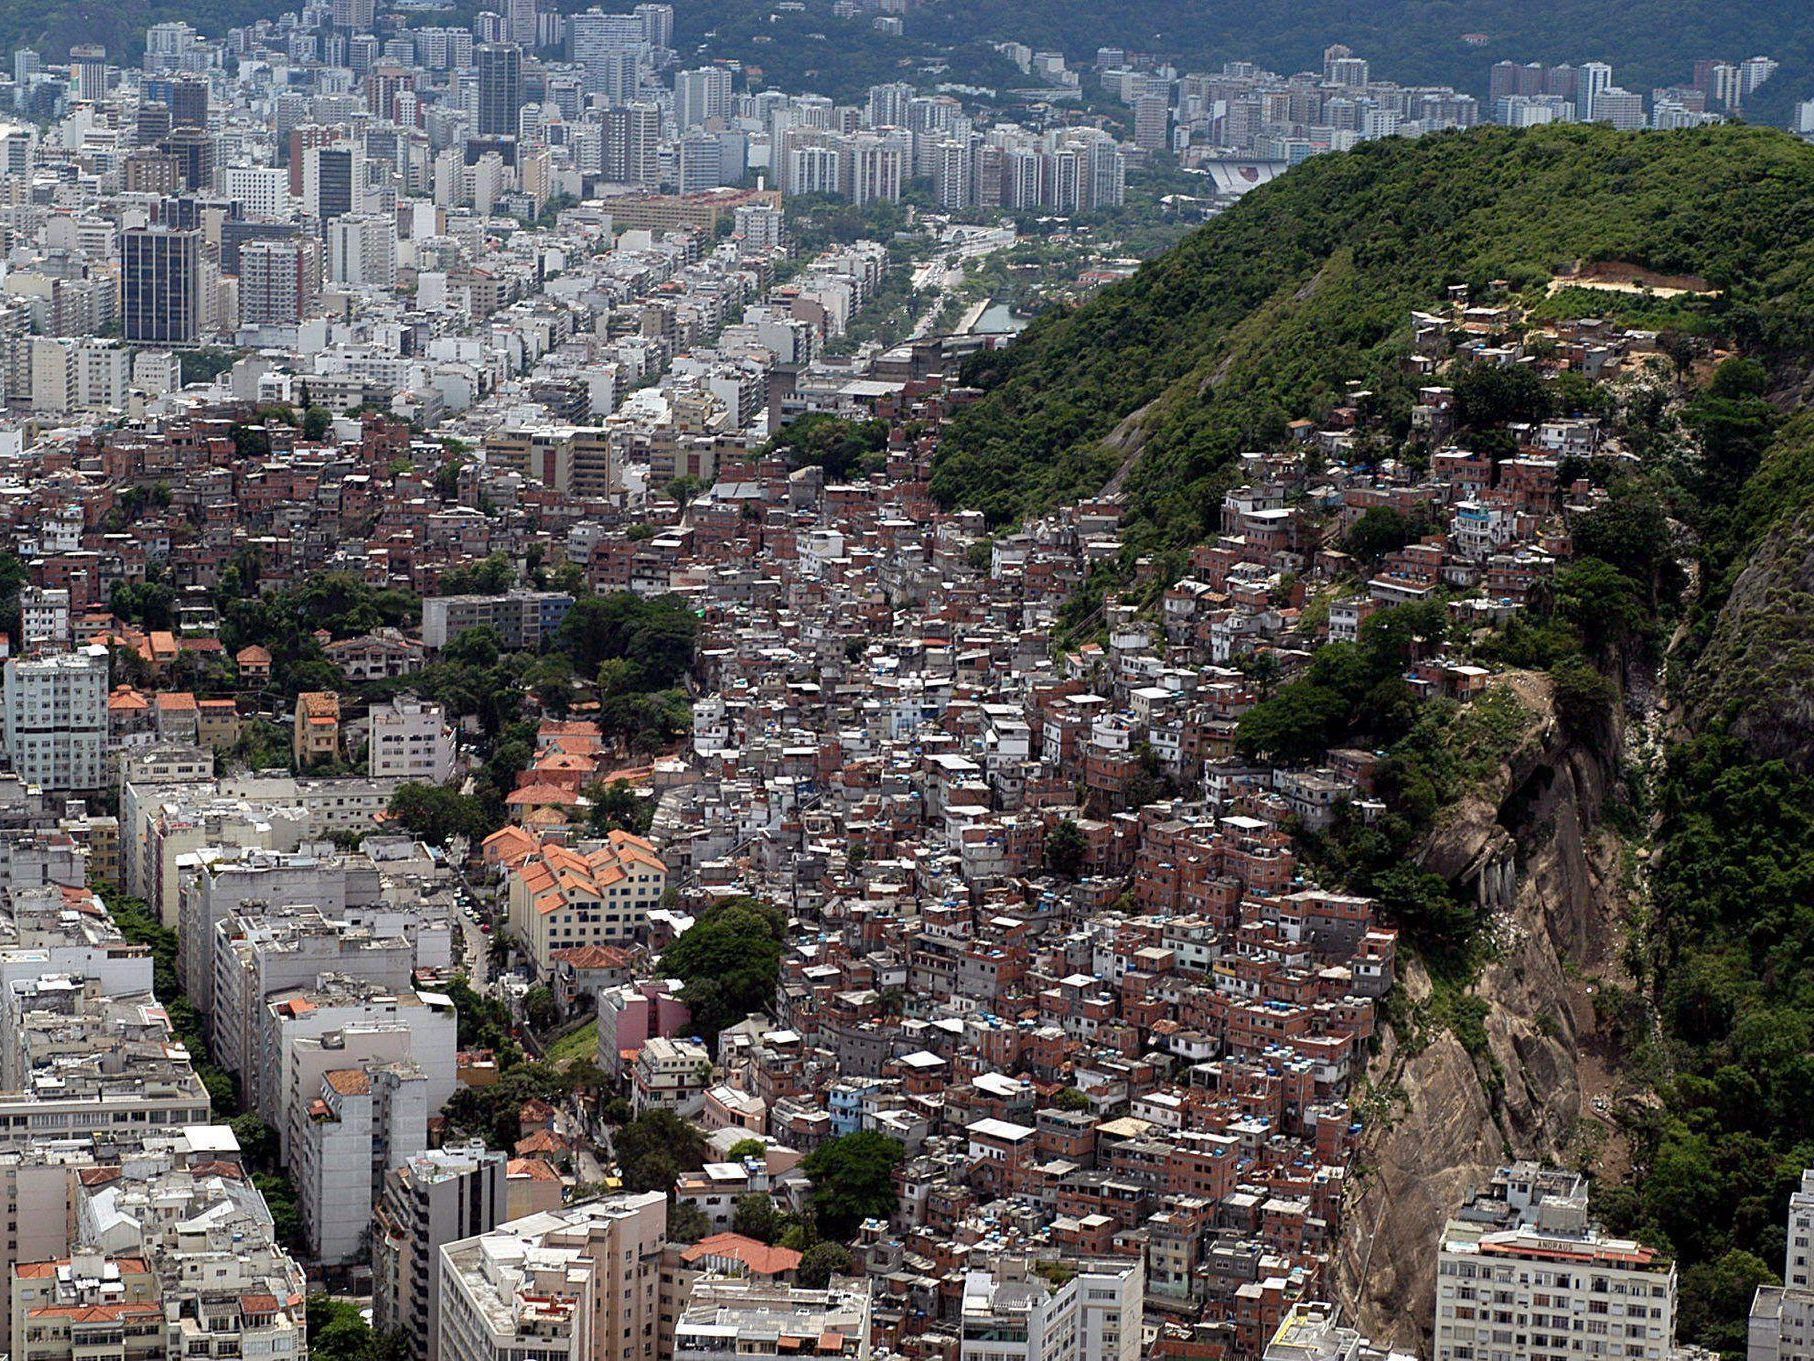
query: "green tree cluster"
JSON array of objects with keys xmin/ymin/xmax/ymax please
[
  {"xmin": 659, "ymin": 897, "xmax": 785, "ymax": 1050},
  {"xmin": 799, "ymin": 1130, "xmax": 905, "ymax": 1239}
]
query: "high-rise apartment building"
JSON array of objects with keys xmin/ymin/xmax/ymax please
[
  {"xmin": 957, "ymin": 1257, "xmax": 1143, "ymax": 1361},
  {"xmin": 675, "ymin": 66, "xmax": 733, "ymax": 130},
  {"xmin": 1577, "ymin": 61, "xmax": 1613, "ymax": 119},
  {"xmin": 438, "ymin": 1196, "xmax": 667, "ymax": 1361},
  {"xmin": 476, "ymin": 43, "xmax": 523, "ymax": 137},
  {"xmin": 1749, "ymin": 1169, "xmax": 1814, "ymax": 1361},
  {"xmin": 368, "ymin": 694, "xmax": 456, "ymax": 783},
  {"xmin": 375, "ymin": 1143, "xmax": 510, "ymax": 1361},
  {"xmin": 634, "ymin": 3, "xmax": 673, "ymax": 48},
  {"xmin": 603, "ymin": 102, "xmax": 660, "ymax": 185},
  {"xmin": 239, "ymin": 236, "xmax": 322, "ymax": 324},
  {"xmin": 120, "ymin": 226, "xmax": 201, "ymax": 342},
  {"xmin": 1, "ymin": 647, "xmax": 108, "ymax": 791},
  {"xmin": 303, "ymin": 141, "xmax": 364, "ymax": 224},
  {"xmin": 1433, "ymin": 1164, "xmax": 1676, "ymax": 1361},
  {"xmin": 327, "ymin": 212, "xmax": 399, "ymax": 287}
]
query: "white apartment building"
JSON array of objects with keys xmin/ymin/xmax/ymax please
[
  {"xmin": 328, "ymin": 212, "xmax": 399, "ymax": 288},
  {"xmin": 1264, "ymin": 1303, "xmax": 1419, "ymax": 1361},
  {"xmin": 27, "ymin": 338, "xmax": 130, "ymax": 414},
  {"xmin": 1749, "ymin": 1169, "xmax": 1814, "ymax": 1361},
  {"xmin": 631, "ymin": 1035, "xmax": 711, "ymax": 1116},
  {"xmin": 222, "ymin": 166, "xmax": 292, "ymax": 217},
  {"xmin": 369, "ymin": 695, "xmax": 456, "ymax": 783},
  {"xmin": 1434, "ymin": 1164, "xmax": 1676, "ymax": 1361},
  {"xmin": 19, "ymin": 588, "xmax": 71, "ymax": 651},
  {"xmin": 958, "ymin": 1256, "xmax": 1142, "ymax": 1361},
  {"xmin": 374, "ymin": 1142, "xmax": 510, "ymax": 1361},
  {"xmin": 2, "ymin": 648, "xmax": 108, "ymax": 792},
  {"xmin": 503, "ymin": 831, "xmax": 667, "ymax": 975},
  {"xmin": 438, "ymin": 1195, "xmax": 667, "ymax": 1361},
  {"xmin": 293, "ymin": 1060, "xmax": 430, "ymax": 1264},
  {"xmin": 673, "ymin": 1279, "xmax": 872, "ymax": 1361}
]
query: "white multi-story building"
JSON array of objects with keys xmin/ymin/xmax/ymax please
[
  {"xmin": 293, "ymin": 1060, "xmax": 430, "ymax": 1264},
  {"xmin": 631, "ymin": 1035, "xmax": 711, "ymax": 1115},
  {"xmin": 957, "ymin": 1256, "xmax": 1142, "ymax": 1361},
  {"xmin": 1434, "ymin": 1164, "xmax": 1676, "ymax": 1361},
  {"xmin": 18, "ymin": 588, "xmax": 70, "ymax": 651},
  {"xmin": 375, "ymin": 1142, "xmax": 511, "ymax": 1361},
  {"xmin": 502, "ymin": 830, "xmax": 668, "ymax": 975},
  {"xmin": 369, "ymin": 694, "xmax": 457, "ymax": 783},
  {"xmin": 673, "ymin": 1279, "xmax": 872, "ymax": 1361},
  {"xmin": 438, "ymin": 1195, "xmax": 667, "ymax": 1361},
  {"xmin": 2, "ymin": 647, "xmax": 108, "ymax": 792},
  {"xmin": 328, "ymin": 212, "xmax": 399, "ymax": 288},
  {"xmin": 222, "ymin": 166, "xmax": 293, "ymax": 217},
  {"xmin": 1264, "ymin": 1302, "xmax": 1419, "ymax": 1361},
  {"xmin": 1749, "ymin": 1169, "xmax": 1814, "ymax": 1361}
]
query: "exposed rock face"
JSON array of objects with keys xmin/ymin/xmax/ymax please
[
  {"xmin": 1336, "ymin": 691, "xmax": 1627, "ymax": 1347},
  {"xmin": 1683, "ymin": 502, "xmax": 1814, "ymax": 774}
]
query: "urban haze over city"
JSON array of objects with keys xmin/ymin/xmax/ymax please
[{"xmin": 1, "ymin": 4, "xmax": 1814, "ymax": 1361}]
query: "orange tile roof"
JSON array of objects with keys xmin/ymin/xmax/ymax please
[
  {"xmin": 550, "ymin": 945, "xmax": 633, "ymax": 970},
  {"xmin": 324, "ymin": 1068, "xmax": 372, "ymax": 1096},
  {"xmin": 506, "ymin": 783, "xmax": 582, "ymax": 806},
  {"xmin": 681, "ymin": 1233, "xmax": 803, "ymax": 1277}
]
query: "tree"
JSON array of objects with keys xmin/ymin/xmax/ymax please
[
  {"xmin": 1570, "ymin": 482, "xmax": 1674, "ymax": 596},
  {"xmin": 1677, "ymin": 1250, "xmax": 1777, "ymax": 1357},
  {"xmin": 586, "ymin": 780, "xmax": 652, "ymax": 837},
  {"xmin": 613, "ymin": 1108, "xmax": 708, "ymax": 1194},
  {"xmin": 1342, "ymin": 506, "xmax": 1414, "ymax": 563},
  {"xmin": 669, "ymin": 1199, "xmax": 711, "ymax": 1244},
  {"xmin": 306, "ymin": 1297, "xmax": 406, "ymax": 1361},
  {"xmin": 1052, "ymin": 1087, "xmax": 1092, "ymax": 1112},
  {"xmin": 800, "ymin": 1130, "xmax": 905, "ymax": 1239},
  {"xmin": 556, "ymin": 592, "xmax": 698, "ymax": 688},
  {"xmin": 1235, "ymin": 681, "xmax": 1349, "ymax": 764},
  {"xmin": 523, "ymin": 985, "xmax": 559, "ymax": 1033},
  {"xmin": 1453, "ymin": 358, "xmax": 1550, "ymax": 430},
  {"xmin": 666, "ymin": 475, "xmax": 708, "ymax": 507},
  {"xmin": 438, "ymin": 554, "xmax": 516, "ymax": 596},
  {"xmin": 387, "ymin": 784, "xmax": 498, "ymax": 847},
  {"xmin": 732, "ymin": 1192, "xmax": 786, "ymax": 1244},
  {"xmin": 1549, "ymin": 655, "xmax": 1617, "ymax": 745},
  {"xmin": 727, "ymin": 1138, "xmax": 768, "ymax": 1161},
  {"xmin": 796, "ymin": 1242, "xmax": 854, "ymax": 1289},
  {"xmin": 765, "ymin": 413, "xmax": 890, "ymax": 482},
  {"xmin": 1555, "ymin": 556, "xmax": 1650, "ymax": 662},
  {"xmin": 301, "ymin": 406, "xmax": 333, "ymax": 441},
  {"xmin": 660, "ymin": 898, "xmax": 785, "ymax": 1049},
  {"xmin": 230, "ymin": 1114, "xmax": 279, "ymax": 1166},
  {"xmin": 1045, "ymin": 819, "xmax": 1087, "ymax": 877}
]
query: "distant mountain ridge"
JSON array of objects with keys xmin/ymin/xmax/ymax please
[{"xmin": 905, "ymin": 0, "xmax": 1814, "ymax": 125}]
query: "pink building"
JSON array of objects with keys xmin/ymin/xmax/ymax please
[{"xmin": 597, "ymin": 979, "xmax": 693, "ymax": 1078}]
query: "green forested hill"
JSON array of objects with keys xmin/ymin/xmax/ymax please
[
  {"xmin": 0, "ymin": 0, "xmax": 280, "ymax": 63},
  {"xmin": 930, "ymin": 124, "xmax": 1814, "ymax": 554}
]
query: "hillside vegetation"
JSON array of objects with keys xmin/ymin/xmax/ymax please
[
  {"xmin": 931, "ymin": 124, "xmax": 1814, "ymax": 556},
  {"xmin": 0, "ymin": 0, "xmax": 277, "ymax": 64}
]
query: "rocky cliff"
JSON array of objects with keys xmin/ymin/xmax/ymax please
[{"xmin": 1336, "ymin": 678, "xmax": 1633, "ymax": 1346}]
